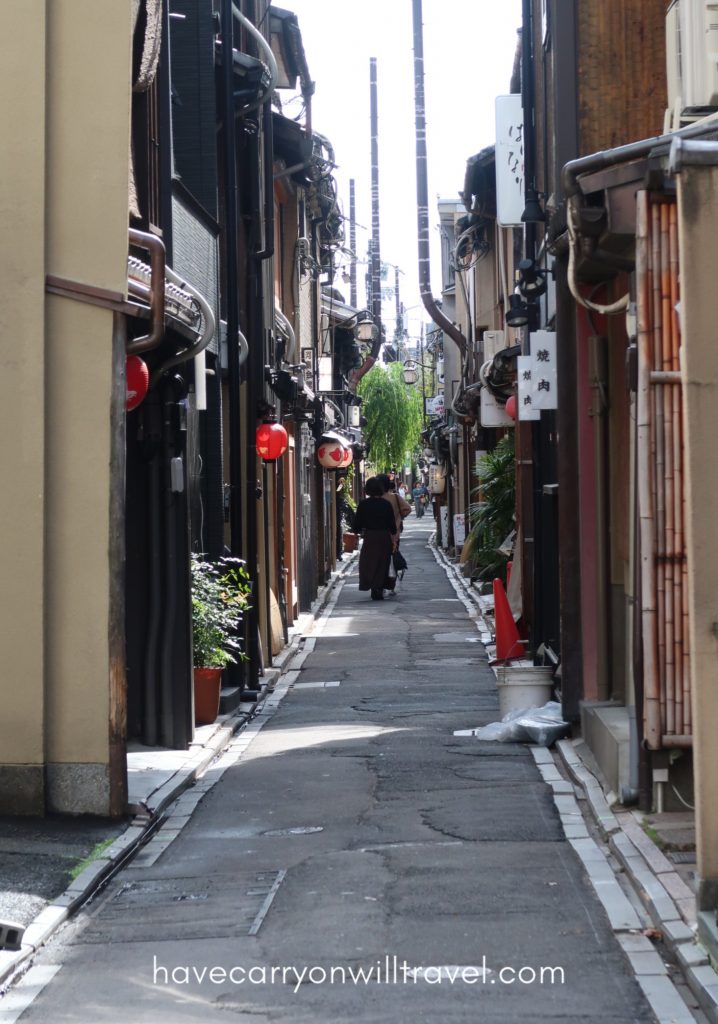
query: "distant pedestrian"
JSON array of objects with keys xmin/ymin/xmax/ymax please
[
  {"xmin": 398, "ymin": 482, "xmax": 408, "ymax": 499},
  {"xmin": 376, "ymin": 474, "xmax": 411, "ymax": 595},
  {"xmin": 412, "ymin": 481, "xmax": 425, "ymax": 518},
  {"xmin": 354, "ymin": 477, "xmax": 398, "ymax": 601}
]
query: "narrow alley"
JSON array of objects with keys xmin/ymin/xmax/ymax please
[{"xmin": 10, "ymin": 520, "xmax": 662, "ymax": 1023}]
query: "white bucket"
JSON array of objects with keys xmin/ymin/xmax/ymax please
[{"xmin": 496, "ymin": 665, "xmax": 554, "ymax": 718}]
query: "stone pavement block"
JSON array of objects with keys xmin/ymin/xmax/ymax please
[
  {"xmin": 65, "ymin": 858, "xmax": 112, "ymax": 895},
  {"xmin": 618, "ymin": 932, "xmax": 659, "ymax": 953},
  {"xmin": 676, "ymin": 942, "xmax": 710, "ymax": 970},
  {"xmin": 624, "ymin": 950, "xmax": 668, "ymax": 975},
  {"xmin": 591, "ymin": 878, "xmax": 643, "ymax": 932},
  {"xmin": 554, "ymin": 794, "xmax": 582, "ymax": 815},
  {"xmin": 636, "ymin": 973, "xmax": 697, "ymax": 1023},
  {"xmin": 549, "ymin": 780, "xmax": 575, "ymax": 795},
  {"xmin": 622, "ymin": 817, "xmax": 676, "ymax": 875},
  {"xmin": 562, "ymin": 823, "xmax": 590, "ymax": 839},
  {"xmin": 687, "ymin": 965, "xmax": 718, "ymax": 1021},
  {"xmin": 529, "ymin": 745, "xmax": 554, "ymax": 765},
  {"xmin": 556, "ymin": 738, "xmax": 581, "ymax": 767},
  {"xmin": 677, "ymin": 898, "xmax": 698, "ymax": 929},
  {"xmin": 569, "ymin": 837, "xmax": 607, "ymax": 861},
  {"xmin": 659, "ymin": 871, "xmax": 696, "ymax": 904},
  {"xmin": 663, "ymin": 918, "xmax": 697, "ymax": 944}
]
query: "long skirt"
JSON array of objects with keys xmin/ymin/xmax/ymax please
[{"xmin": 358, "ymin": 529, "xmax": 393, "ymax": 592}]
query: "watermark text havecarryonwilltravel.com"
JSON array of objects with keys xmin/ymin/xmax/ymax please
[{"xmin": 152, "ymin": 955, "xmax": 566, "ymax": 994}]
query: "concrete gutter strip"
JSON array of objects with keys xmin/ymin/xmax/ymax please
[
  {"xmin": 552, "ymin": 740, "xmax": 718, "ymax": 1023},
  {"xmin": 0, "ymin": 554, "xmax": 357, "ymax": 990},
  {"xmin": 429, "ymin": 537, "xmax": 715, "ymax": 1022}
]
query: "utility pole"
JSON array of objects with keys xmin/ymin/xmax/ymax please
[
  {"xmin": 369, "ymin": 57, "xmax": 382, "ymax": 342},
  {"xmin": 394, "ymin": 265, "xmax": 402, "ymax": 354},
  {"xmin": 349, "ymin": 177, "xmax": 358, "ymax": 308}
]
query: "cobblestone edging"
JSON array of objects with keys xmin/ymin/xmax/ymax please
[
  {"xmin": 553, "ymin": 739, "xmax": 718, "ymax": 1023},
  {"xmin": 429, "ymin": 534, "xmax": 711, "ymax": 1022},
  {"xmin": 0, "ymin": 554, "xmax": 357, "ymax": 991}
]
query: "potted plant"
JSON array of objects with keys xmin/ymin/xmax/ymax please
[
  {"xmin": 464, "ymin": 436, "xmax": 516, "ymax": 584},
  {"xmin": 191, "ymin": 555, "xmax": 251, "ymax": 725},
  {"xmin": 338, "ymin": 467, "xmax": 359, "ymax": 553}
]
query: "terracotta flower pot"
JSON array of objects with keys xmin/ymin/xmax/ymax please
[
  {"xmin": 343, "ymin": 531, "xmax": 358, "ymax": 553},
  {"xmin": 193, "ymin": 667, "xmax": 223, "ymax": 726}
]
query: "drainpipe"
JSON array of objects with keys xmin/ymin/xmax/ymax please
[
  {"xmin": 369, "ymin": 58, "xmax": 382, "ymax": 345},
  {"xmin": 222, "ymin": 0, "xmax": 243, "ymax": 564},
  {"xmin": 411, "ymin": 0, "xmax": 468, "ymax": 362},
  {"xmin": 349, "ymin": 178, "xmax": 358, "ymax": 308},
  {"xmin": 149, "ymin": 267, "xmax": 216, "ymax": 385},
  {"xmin": 240, "ymin": 2, "xmax": 276, "ymax": 684},
  {"xmin": 127, "ymin": 229, "xmax": 166, "ymax": 354},
  {"xmin": 255, "ymin": 98, "xmax": 275, "ymax": 262}
]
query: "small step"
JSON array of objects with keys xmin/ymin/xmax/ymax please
[{"xmin": 219, "ymin": 686, "xmax": 243, "ymax": 714}]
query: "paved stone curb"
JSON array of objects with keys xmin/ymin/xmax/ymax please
[
  {"xmin": 0, "ymin": 556, "xmax": 356, "ymax": 992},
  {"xmin": 429, "ymin": 532, "xmax": 707, "ymax": 1023},
  {"xmin": 428, "ymin": 534, "xmax": 493, "ymax": 642},
  {"xmin": 551, "ymin": 740, "xmax": 718, "ymax": 1023}
]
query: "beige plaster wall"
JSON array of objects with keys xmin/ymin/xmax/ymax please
[
  {"xmin": 43, "ymin": 1, "xmax": 132, "ymax": 774},
  {"xmin": 677, "ymin": 165, "xmax": 718, "ymax": 906},
  {"xmin": 0, "ymin": 2, "xmax": 47, "ymax": 776}
]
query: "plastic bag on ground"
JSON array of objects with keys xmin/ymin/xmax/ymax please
[{"xmin": 453, "ymin": 701, "xmax": 570, "ymax": 747}]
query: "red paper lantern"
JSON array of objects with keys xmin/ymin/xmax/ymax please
[
  {"xmin": 505, "ymin": 395, "xmax": 517, "ymax": 421},
  {"xmin": 339, "ymin": 446, "xmax": 353, "ymax": 469},
  {"xmin": 126, "ymin": 355, "xmax": 149, "ymax": 411},
  {"xmin": 317, "ymin": 441, "xmax": 345, "ymax": 468},
  {"xmin": 256, "ymin": 421, "xmax": 288, "ymax": 461}
]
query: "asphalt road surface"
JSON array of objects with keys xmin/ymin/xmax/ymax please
[{"xmin": 13, "ymin": 518, "xmax": 656, "ymax": 1023}]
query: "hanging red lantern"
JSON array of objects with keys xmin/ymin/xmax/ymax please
[
  {"xmin": 126, "ymin": 355, "xmax": 149, "ymax": 411},
  {"xmin": 505, "ymin": 395, "xmax": 517, "ymax": 421},
  {"xmin": 339, "ymin": 446, "xmax": 353, "ymax": 469},
  {"xmin": 256, "ymin": 421, "xmax": 288, "ymax": 461},
  {"xmin": 317, "ymin": 440, "xmax": 345, "ymax": 468}
]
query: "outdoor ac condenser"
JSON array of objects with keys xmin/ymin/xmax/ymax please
[{"xmin": 666, "ymin": 0, "xmax": 718, "ymax": 127}]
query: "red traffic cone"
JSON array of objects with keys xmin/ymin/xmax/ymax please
[{"xmin": 492, "ymin": 577, "xmax": 524, "ymax": 663}]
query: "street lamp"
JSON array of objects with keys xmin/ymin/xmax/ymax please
[
  {"xmin": 401, "ymin": 359, "xmax": 434, "ymax": 385},
  {"xmin": 353, "ymin": 310, "xmax": 378, "ymax": 345}
]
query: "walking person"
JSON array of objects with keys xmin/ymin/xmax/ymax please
[
  {"xmin": 355, "ymin": 477, "xmax": 398, "ymax": 601},
  {"xmin": 376, "ymin": 474, "xmax": 411, "ymax": 595},
  {"xmin": 412, "ymin": 481, "xmax": 425, "ymax": 519}
]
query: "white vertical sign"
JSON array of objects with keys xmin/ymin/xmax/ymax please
[
  {"xmin": 517, "ymin": 355, "xmax": 540, "ymax": 421},
  {"xmin": 495, "ymin": 95, "xmax": 525, "ymax": 227},
  {"xmin": 530, "ymin": 331, "xmax": 558, "ymax": 411}
]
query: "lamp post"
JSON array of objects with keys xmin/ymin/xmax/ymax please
[{"xmin": 401, "ymin": 359, "xmax": 434, "ymax": 386}]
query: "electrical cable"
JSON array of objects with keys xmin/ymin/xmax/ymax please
[
  {"xmin": 671, "ymin": 783, "xmax": 695, "ymax": 811},
  {"xmin": 567, "ymin": 198, "xmax": 629, "ymax": 315}
]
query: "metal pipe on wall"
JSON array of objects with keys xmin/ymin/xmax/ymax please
[
  {"xmin": 221, "ymin": 0, "xmax": 244, "ymax": 561},
  {"xmin": 411, "ymin": 0, "xmax": 468, "ymax": 359},
  {"xmin": 636, "ymin": 191, "xmax": 661, "ymax": 750},
  {"xmin": 369, "ymin": 58, "xmax": 382, "ymax": 344},
  {"xmin": 349, "ymin": 178, "xmax": 358, "ymax": 309}
]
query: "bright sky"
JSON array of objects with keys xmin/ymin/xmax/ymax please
[{"xmin": 281, "ymin": 0, "xmax": 521, "ymax": 335}]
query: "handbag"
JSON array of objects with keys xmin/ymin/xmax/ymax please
[{"xmin": 392, "ymin": 549, "xmax": 408, "ymax": 574}]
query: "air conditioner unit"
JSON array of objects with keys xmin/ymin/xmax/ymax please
[{"xmin": 666, "ymin": 0, "xmax": 718, "ymax": 126}]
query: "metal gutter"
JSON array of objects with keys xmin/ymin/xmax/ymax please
[
  {"xmin": 562, "ymin": 113, "xmax": 718, "ymax": 199},
  {"xmin": 411, "ymin": 0, "xmax": 468, "ymax": 360}
]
